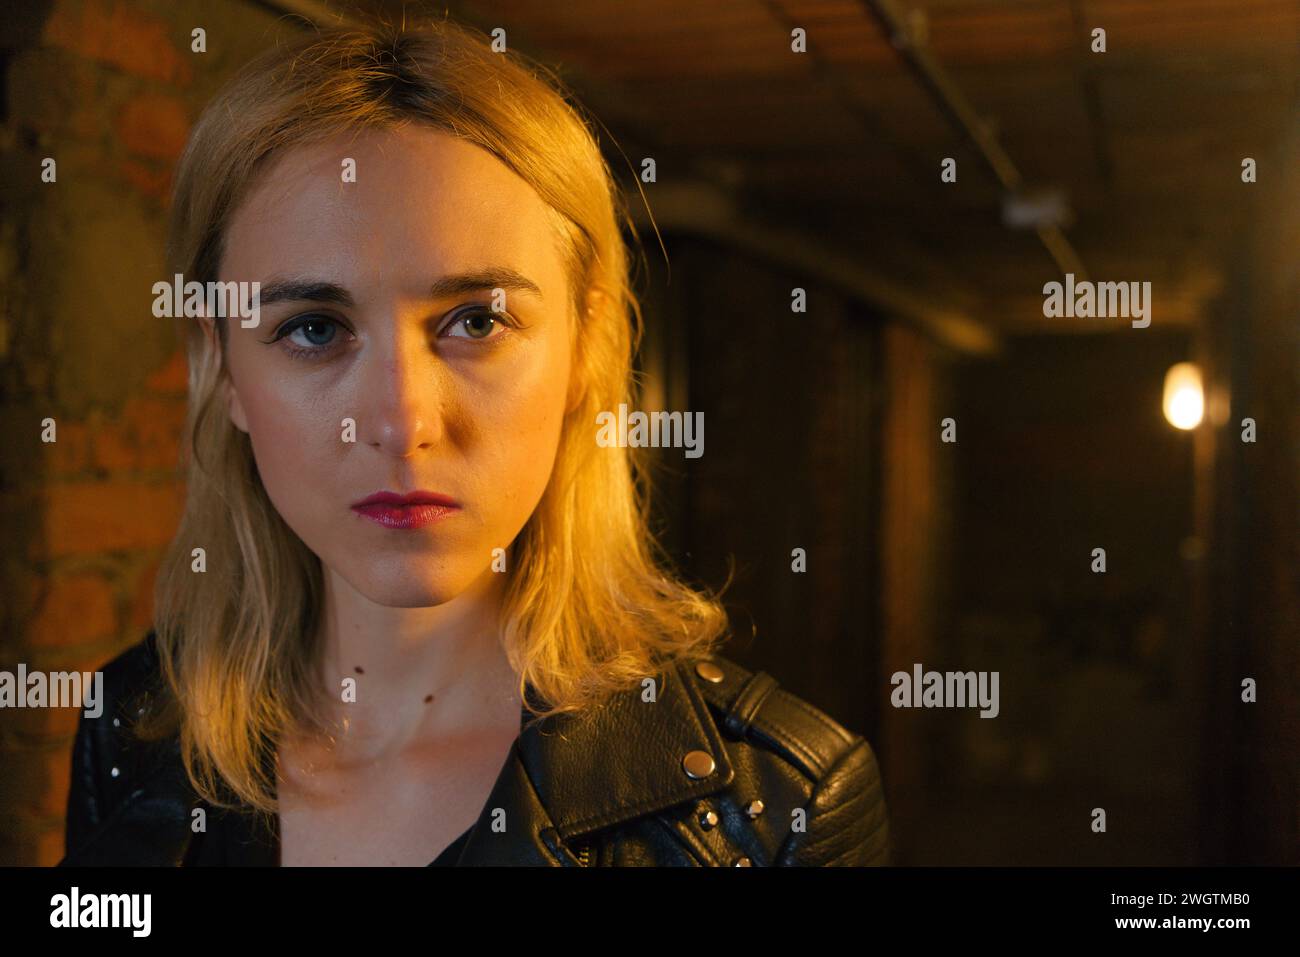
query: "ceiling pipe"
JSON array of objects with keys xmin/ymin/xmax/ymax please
[{"xmin": 862, "ymin": 0, "xmax": 1090, "ymax": 281}]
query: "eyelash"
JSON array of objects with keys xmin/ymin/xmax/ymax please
[{"xmin": 269, "ymin": 307, "xmax": 517, "ymax": 361}]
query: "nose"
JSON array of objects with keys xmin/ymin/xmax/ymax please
[{"xmin": 355, "ymin": 322, "xmax": 444, "ymax": 457}]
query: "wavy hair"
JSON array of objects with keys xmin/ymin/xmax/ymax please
[{"xmin": 137, "ymin": 17, "xmax": 730, "ymax": 814}]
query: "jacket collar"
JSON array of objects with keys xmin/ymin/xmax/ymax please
[
  {"xmin": 61, "ymin": 656, "xmax": 734, "ymax": 865},
  {"xmin": 515, "ymin": 655, "xmax": 736, "ymax": 842}
]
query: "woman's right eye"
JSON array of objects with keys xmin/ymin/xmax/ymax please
[{"xmin": 272, "ymin": 314, "xmax": 347, "ymax": 358}]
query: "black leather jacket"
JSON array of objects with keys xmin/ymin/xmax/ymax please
[{"xmin": 59, "ymin": 633, "xmax": 891, "ymax": 866}]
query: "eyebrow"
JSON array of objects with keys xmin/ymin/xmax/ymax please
[{"xmin": 256, "ymin": 269, "xmax": 544, "ymax": 308}]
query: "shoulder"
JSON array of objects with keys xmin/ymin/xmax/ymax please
[
  {"xmin": 672, "ymin": 652, "xmax": 892, "ymax": 865},
  {"xmin": 685, "ymin": 654, "xmax": 870, "ymax": 782},
  {"xmin": 63, "ymin": 632, "xmax": 180, "ymax": 858},
  {"xmin": 99, "ymin": 631, "xmax": 164, "ymax": 708},
  {"xmin": 88, "ymin": 631, "xmax": 167, "ymax": 751}
]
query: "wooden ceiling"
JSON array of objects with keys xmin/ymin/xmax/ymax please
[{"xmin": 316, "ymin": 0, "xmax": 1300, "ymax": 343}]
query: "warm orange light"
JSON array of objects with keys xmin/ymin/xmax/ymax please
[{"xmin": 1163, "ymin": 362, "xmax": 1204, "ymax": 430}]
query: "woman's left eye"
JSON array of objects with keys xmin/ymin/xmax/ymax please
[{"xmin": 443, "ymin": 308, "xmax": 511, "ymax": 341}]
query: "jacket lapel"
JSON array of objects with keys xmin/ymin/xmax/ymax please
[{"xmin": 505, "ymin": 656, "xmax": 736, "ymax": 847}]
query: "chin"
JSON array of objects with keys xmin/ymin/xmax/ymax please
[
  {"xmin": 359, "ymin": 574, "xmax": 470, "ymax": 609},
  {"xmin": 327, "ymin": 552, "xmax": 480, "ymax": 608}
]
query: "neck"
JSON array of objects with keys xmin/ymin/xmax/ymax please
[{"xmin": 306, "ymin": 564, "xmax": 522, "ymax": 762}]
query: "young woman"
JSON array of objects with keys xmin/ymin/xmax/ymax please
[{"xmin": 59, "ymin": 19, "xmax": 890, "ymax": 867}]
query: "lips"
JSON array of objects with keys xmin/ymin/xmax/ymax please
[{"xmin": 350, "ymin": 490, "xmax": 461, "ymax": 529}]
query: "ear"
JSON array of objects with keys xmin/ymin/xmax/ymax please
[
  {"xmin": 225, "ymin": 376, "xmax": 250, "ymax": 434},
  {"xmin": 564, "ymin": 372, "xmax": 586, "ymax": 416},
  {"xmin": 564, "ymin": 288, "xmax": 603, "ymax": 415},
  {"xmin": 200, "ymin": 315, "xmax": 250, "ymax": 434}
]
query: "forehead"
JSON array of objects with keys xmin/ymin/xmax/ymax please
[{"xmin": 220, "ymin": 124, "xmax": 568, "ymax": 300}]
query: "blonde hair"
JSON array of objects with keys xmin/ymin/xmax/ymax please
[{"xmin": 139, "ymin": 18, "xmax": 731, "ymax": 814}]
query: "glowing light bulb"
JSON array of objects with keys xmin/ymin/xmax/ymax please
[{"xmin": 1163, "ymin": 362, "xmax": 1204, "ymax": 430}]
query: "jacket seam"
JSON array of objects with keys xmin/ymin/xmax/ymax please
[
  {"xmin": 655, "ymin": 815, "xmax": 717, "ymax": 866},
  {"xmin": 773, "ymin": 734, "xmax": 871, "ymax": 865},
  {"xmin": 744, "ymin": 695, "xmax": 850, "ymax": 780},
  {"xmin": 802, "ymin": 740, "xmax": 878, "ymax": 832},
  {"xmin": 698, "ymin": 659, "xmax": 857, "ymax": 781}
]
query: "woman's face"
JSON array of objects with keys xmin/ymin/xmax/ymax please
[{"xmin": 215, "ymin": 125, "xmax": 575, "ymax": 608}]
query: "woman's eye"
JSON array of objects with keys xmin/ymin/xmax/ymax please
[
  {"xmin": 288, "ymin": 316, "xmax": 338, "ymax": 347},
  {"xmin": 444, "ymin": 308, "xmax": 509, "ymax": 341},
  {"xmin": 272, "ymin": 314, "xmax": 345, "ymax": 357}
]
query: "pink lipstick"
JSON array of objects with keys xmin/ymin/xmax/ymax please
[{"xmin": 351, "ymin": 490, "xmax": 461, "ymax": 529}]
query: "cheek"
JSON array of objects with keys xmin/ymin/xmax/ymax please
[
  {"xmin": 461, "ymin": 335, "xmax": 571, "ymax": 508},
  {"xmin": 232, "ymin": 370, "xmax": 343, "ymax": 520}
]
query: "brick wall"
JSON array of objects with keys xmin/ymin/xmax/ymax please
[{"xmin": 0, "ymin": 0, "xmax": 293, "ymax": 866}]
